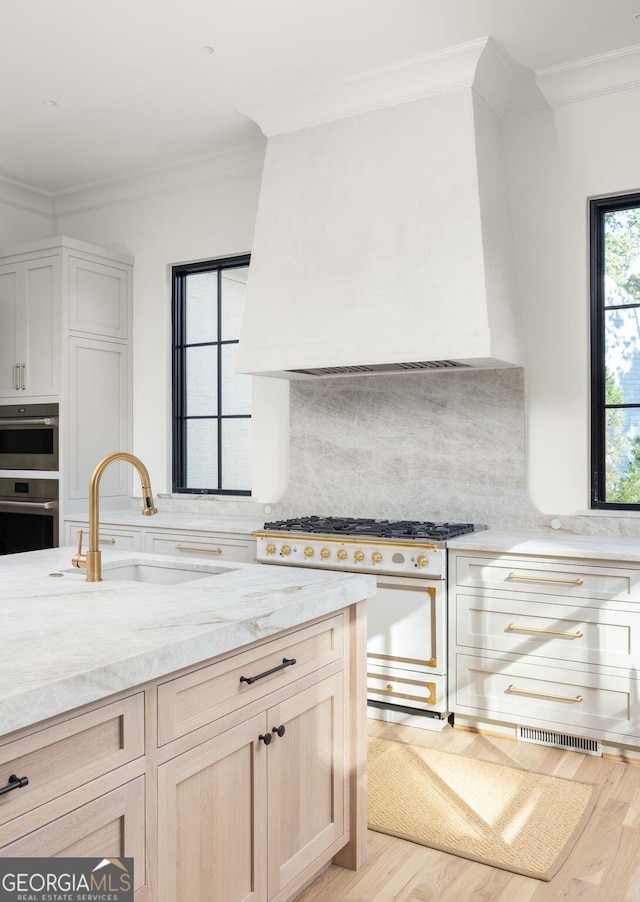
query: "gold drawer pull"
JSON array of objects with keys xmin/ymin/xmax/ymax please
[
  {"xmin": 507, "ymin": 684, "xmax": 584, "ymax": 704},
  {"xmin": 386, "ymin": 683, "xmax": 394, "ymax": 691},
  {"xmin": 507, "ymin": 571, "xmax": 583, "ymax": 586},
  {"xmin": 175, "ymin": 544, "xmax": 223, "ymax": 555},
  {"xmin": 507, "ymin": 622, "xmax": 583, "ymax": 640},
  {"xmin": 99, "ymin": 537, "xmax": 117, "ymax": 545}
]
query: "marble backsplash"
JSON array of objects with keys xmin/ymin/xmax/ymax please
[
  {"xmin": 157, "ymin": 367, "xmax": 640, "ymax": 538},
  {"xmin": 274, "ymin": 368, "xmax": 544, "ymax": 529},
  {"xmin": 275, "ymin": 368, "xmax": 640, "ymax": 538}
]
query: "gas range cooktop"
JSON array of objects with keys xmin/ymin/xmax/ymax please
[{"xmin": 262, "ymin": 517, "xmax": 481, "ymax": 541}]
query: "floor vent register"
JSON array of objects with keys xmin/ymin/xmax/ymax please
[{"xmin": 517, "ymin": 725, "xmax": 602, "ymax": 757}]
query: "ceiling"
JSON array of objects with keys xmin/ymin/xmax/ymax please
[{"xmin": 3, "ymin": 0, "xmax": 640, "ymax": 196}]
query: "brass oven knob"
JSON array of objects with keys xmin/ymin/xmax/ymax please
[
  {"xmin": 337, "ymin": 549, "xmax": 347, "ymax": 561},
  {"xmin": 280, "ymin": 545, "xmax": 291, "ymax": 556},
  {"xmin": 265, "ymin": 543, "xmax": 276, "ymax": 556},
  {"xmin": 320, "ymin": 548, "xmax": 330, "ymax": 559},
  {"xmin": 304, "ymin": 546, "xmax": 314, "ymax": 558},
  {"xmin": 371, "ymin": 551, "xmax": 382, "ymax": 564},
  {"xmin": 417, "ymin": 554, "xmax": 428, "ymax": 569},
  {"xmin": 354, "ymin": 550, "xmax": 365, "ymax": 562}
]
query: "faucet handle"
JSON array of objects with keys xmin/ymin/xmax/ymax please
[{"xmin": 72, "ymin": 529, "xmax": 87, "ymax": 569}]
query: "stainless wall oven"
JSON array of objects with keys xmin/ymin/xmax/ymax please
[
  {"xmin": 0, "ymin": 403, "xmax": 59, "ymax": 471},
  {"xmin": 0, "ymin": 477, "xmax": 59, "ymax": 554}
]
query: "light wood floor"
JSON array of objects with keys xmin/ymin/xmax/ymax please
[{"xmin": 296, "ymin": 718, "xmax": 640, "ymax": 902}]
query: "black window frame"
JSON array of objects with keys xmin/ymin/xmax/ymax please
[
  {"xmin": 590, "ymin": 192, "xmax": 640, "ymax": 510},
  {"xmin": 172, "ymin": 253, "xmax": 251, "ymax": 496}
]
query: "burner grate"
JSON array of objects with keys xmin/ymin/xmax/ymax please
[{"xmin": 263, "ymin": 517, "xmax": 478, "ymax": 540}]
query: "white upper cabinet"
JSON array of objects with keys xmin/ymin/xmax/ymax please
[
  {"xmin": 0, "ymin": 255, "xmax": 60, "ymax": 399},
  {"xmin": 0, "ymin": 236, "xmax": 133, "ymax": 515},
  {"xmin": 68, "ymin": 255, "xmax": 129, "ymax": 339}
]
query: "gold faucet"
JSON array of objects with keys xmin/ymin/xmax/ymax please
[{"xmin": 72, "ymin": 452, "xmax": 158, "ymax": 581}]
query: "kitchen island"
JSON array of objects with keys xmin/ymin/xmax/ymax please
[{"xmin": 0, "ymin": 547, "xmax": 374, "ymax": 901}]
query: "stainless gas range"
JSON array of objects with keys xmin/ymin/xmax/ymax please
[{"xmin": 254, "ymin": 517, "xmax": 483, "ymax": 731}]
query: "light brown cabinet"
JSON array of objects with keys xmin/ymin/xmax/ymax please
[
  {"xmin": 158, "ymin": 672, "xmax": 345, "ymax": 902},
  {"xmin": 1, "ymin": 777, "xmax": 146, "ymax": 892},
  {"xmin": 266, "ymin": 673, "xmax": 345, "ymax": 901},
  {"xmin": 0, "ymin": 605, "xmax": 366, "ymax": 902},
  {"xmin": 157, "ymin": 614, "xmax": 348, "ymax": 902},
  {"xmin": 0, "ymin": 694, "xmax": 147, "ymax": 894},
  {"xmin": 158, "ymin": 712, "xmax": 267, "ymax": 902}
]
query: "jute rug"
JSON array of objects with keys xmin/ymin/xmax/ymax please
[{"xmin": 368, "ymin": 736, "xmax": 599, "ymax": 881}]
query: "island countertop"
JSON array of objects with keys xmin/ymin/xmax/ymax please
[{"xmin": 0, "ymin": 547, "xmax": 375, "ymax": 738}]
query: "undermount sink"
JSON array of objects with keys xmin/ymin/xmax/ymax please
[{"xmin": 63, "ymin": 561, "xmax": 231, "ymax": 585}]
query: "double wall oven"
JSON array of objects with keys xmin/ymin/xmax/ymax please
[
  {"xmin": 0, "ymin": 403, "xmax": 59, "ymax": 554},
  {"xmin": 254, "ymin": 516, "xmax": 481, "ymax": 731}
]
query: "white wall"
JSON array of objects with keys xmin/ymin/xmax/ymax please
[
  {"xmin": 0, "ymin": 183, "xmax": 55, "ymax": 247},
  {"xmin": 2, "ymin": 56, "xmax": 638, "ymax": 523},
  {"xmin": 53, "ymin": 145, "xmax": 265, "ymax": 493},
  {"xmin": 504, "ymin": 84, "xmax": 640, "ymax": 515}
]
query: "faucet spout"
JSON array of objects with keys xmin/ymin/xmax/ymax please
[{"xmin": 72, "ymin": 452, "xmax": 158, "ymax": 581}]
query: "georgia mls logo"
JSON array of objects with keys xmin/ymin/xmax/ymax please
[
  {"xmin": 92, "ymin": 857, "xmax": 132, "ymax": 885},
  {"xmin": 0, "ymin": 857, "xmax": 134, "ymax": 901}
]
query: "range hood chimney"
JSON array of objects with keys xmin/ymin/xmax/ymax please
[{"xmin": 237, "ymin": 38, "xmax": 526, "ymax": 378}]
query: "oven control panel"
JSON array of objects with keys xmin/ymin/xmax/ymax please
[{"xmin": 255, "ymin": 535, "xmax": 446, "ymax": 578}]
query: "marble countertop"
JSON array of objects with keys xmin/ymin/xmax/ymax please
[
  {"xmin": 0, "ymin": 547, "xmax": 375, "ymax": 738},
  {"xmin": 447, "ymin": 528, "xmax": 640, "ymax": 562},
  {"xmin": 63, "ymin": 509, "xmax": 264, "ymax": 535}
]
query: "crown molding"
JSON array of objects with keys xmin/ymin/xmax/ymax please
[
  {"xmin": 0, "ymin": 178, "xmax": 55, "ymax": 219},
  {"xmin": 243, "ymin": 38, "xmax": 497, "ymax": 136},
  {"xmin": 509, "ymin": 42, "xmax": 640, "ymax": 113},
  {"xmin": 52, "ymin": 141, "xmax": 266, "ymax": 218}
]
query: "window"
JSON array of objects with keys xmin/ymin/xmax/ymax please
[
  {"xmin": 591, "ymin": 193, "xmax": 640, "ymax": 508},
  {"xmin": 172, "ymin": 255, "xmax": 251, "ymax": 495}
]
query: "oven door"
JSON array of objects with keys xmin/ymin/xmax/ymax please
[
  {"xmin": 0, "ymin": 477, "xmax": 59, "ymax": 553},
  {"xmin": 367, "ymin": 575, "xmax": 446, "ymax": 713},
  {"xmin": 0, "ymin": 414, "xmax": 59, "ymax": 470}
]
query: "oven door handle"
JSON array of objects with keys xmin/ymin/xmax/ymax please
[
  {"xmin": 0, "ymin": 417, "xmax": 59, "ymax": 427},
  {"xmin": 0, "ymin": 500, "xmax": 58, "ymax": 512}
]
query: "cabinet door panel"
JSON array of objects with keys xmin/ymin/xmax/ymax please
[
  {"xmin": 67, "ymin": 337, "xmax": 129, "ymax": 500},
  {"xmin": 66, "ymin": 523, "xmax": 142, "ymax": 552},
  {"xmin": 0, "ymin": 264, "xmax": 20, "ymax": 396},
  {"xmin": 145, "ymin": 530, "xmax": 255, "ymax": 562},
  {"xmin": 22, "ymin": 256, "xmax": 59, "ymax": 396},
  {"xmin": 0, "ymin": 777, "xmax": 145, "ymax": 892},
  {"xmin": 0, "ymin": 694, "xmax": 144, "ymax": 828},
  {"xmin": 158, "ymin": 714, "xmax": 267, "ymax": 902},
  {"xmin": 267, "ymin": 672, "xmax": 345, "ymax": 900},
  {"xmin": 69, "ymin": 256, "xmax": 128, "ymax": 339}
]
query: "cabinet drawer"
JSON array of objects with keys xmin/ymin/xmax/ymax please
[
  {"xmin": 144, "ymin": 530, "xmax": 255, "ymax": 563},
  {"xmin": 453, "ymin": 653, "xmax": 639, "ymax": 739},
  {"xmin": 367, "ymin": 661, "xmax": 443, "ymax": 711},
  {"xmin": 0, "ymin": 694, "xmax": 144, "ymax": 827},
  {"xmin": 67, "ymin": 523, "xmax": 141, "ymax": 552},
  {"xmin": 0, "ymin": 776, "xmax": 145, "ymax": 890},
  {"xmin": 158, "ymin": 615, "xmax": 344, "ymax": 745},
  {"xmin": 454, "ymin": 554, "xmax": 640, "ymax": 602},
  {"xmin": 455, "ymin": 591, "xmax": 640, "ymax": 670}
]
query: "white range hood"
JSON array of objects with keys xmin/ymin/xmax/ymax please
[{"xmin": 236, "ymin": 38, "xmax": 526, "ymax": 378}]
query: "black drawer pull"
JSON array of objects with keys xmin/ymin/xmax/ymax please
[
  {"xmin": 240, "ymin": 657, "xmax": 297, "ymax": 686},
  {"xmin": 0, "ymin": 774, "xmax": 29, "ymax": 797},
  {"xmin": 258, "ymin": 733, "xmax": 272, "ymax": 745},
  {"xmin": 272, "ymin": 724, "xmax": 286, "ymax": 738}
]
